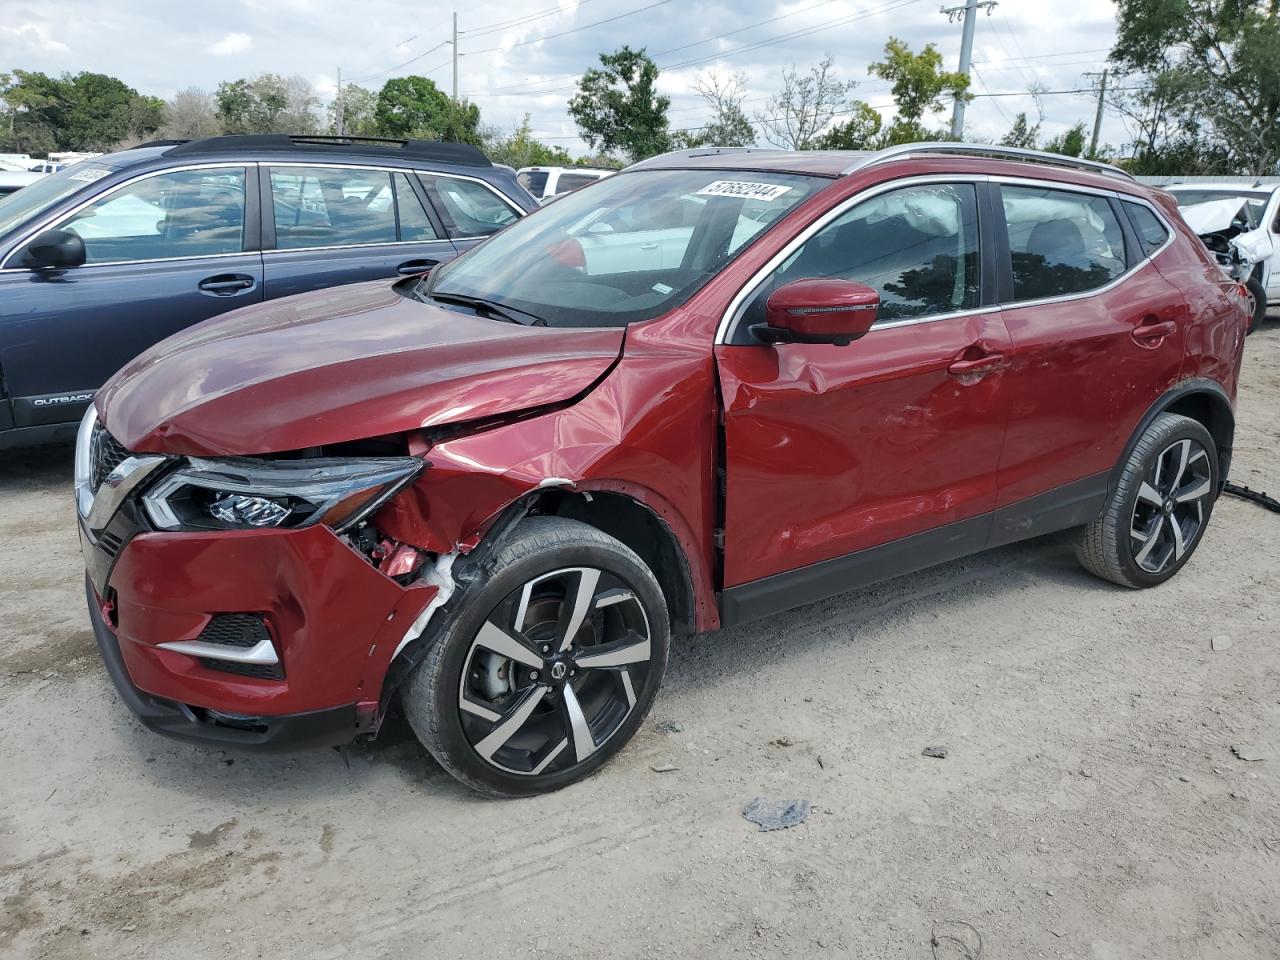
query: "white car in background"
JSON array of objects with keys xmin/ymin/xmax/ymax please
[
  {"xmin": 517, "ymin": 165, "xmax": 616, "ymax": 203},
  {"xmin": 1166, "ymin": 182, "xmax": 1279, "ymax": 330},
  {"xmin": 0, "ymin": 158, "xmax": 44, "ymax": 198}
]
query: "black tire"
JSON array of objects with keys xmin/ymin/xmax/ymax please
[
  {"xmin": 1076, "ymin": 413, "xmax": 1218, "ymax": 588},
  {"xmin": 402, "ymin": 516, "xmax": 669, "ymax": 797},
  {"xmin": 1246, "ymin": 275, "xmax": 1266, "ymax": 334}
]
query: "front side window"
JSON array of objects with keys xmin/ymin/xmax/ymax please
[
  {"xmin": 421, "ymin": 169, "xmax": 824, "ymax": 328},
  {"xmin": 422, "ymin": 175, "xmax": 521, "ymax": 238},
  {"xmin": 1002, "ymin": 185, "xmax": 1125, "ymax": 301},
  {"xmin": 736, "ymin": 182, "xmax": 981, "ymax": 334},
  {"xmin": 53, "ymin": 168, "xmax": 246, "ymax": 264},
  {"xmin": 270, "ymin": 166, "xmax": 397, "ymax": 249}
]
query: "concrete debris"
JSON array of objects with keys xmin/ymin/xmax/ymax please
[
  {"xmin": 922, "ymin": 745, "xmax": 949, "ymax": 759},
  {"xmin": 1232, "ymin": 743, "xmax": 1271, "ymax": 762},
  {"xmin": 1211, "ymin": 634, "xmax": 1233, "ymax": 651}
]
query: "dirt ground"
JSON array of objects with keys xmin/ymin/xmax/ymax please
[{"xmin": 3, "ymin": 329, "xmax": 1279, "ymax": 960}]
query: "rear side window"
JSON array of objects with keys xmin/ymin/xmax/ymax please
[
  {"xmin": 517, "ymin": 170, "xmax": 549, "ymax": 196},
  {"xmin": 1002, "ymin": 185, "xmax": 1126, "ymax": 301},
  {"xmin": 54, "ymin": 168, "xmax": 246, "ymax": 264},
  {"xmin": 420, "ymin": 175, "xmax": 520, "ymax": 238},
  {"xmin": 270, "ymin": 166, "xmax": 397, "ymax": 249},
  {"xmin": 393, "ymin": 173, "xmax": 439, "ymax": 241},
  {"xmin": 555, "ymin": 172, "xmax": 600, "ymax": 194},
  {"xmin": 1122, "ymin": 201, "xmax": 1170, "ymax": 259}
]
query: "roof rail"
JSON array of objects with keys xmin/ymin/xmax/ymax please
[
  {"xmin": 843, "ymin": 142, "xmax": 1134, "ymax": 181},
  {"xmin": 624, "ymin": 145, "xmax": 759, "ymax": 171},
  {"xmin": 161, "ymin": 135, "xmax": 491, "ymax": 167}
]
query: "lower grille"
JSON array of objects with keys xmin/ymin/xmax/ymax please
[
  {"xmin": 195, "ymin": 614, "xmax": 284, "ymax": 681},
  {"xmin": 200, "ymin": 659, "xmax": 285, "ymax": 681}
]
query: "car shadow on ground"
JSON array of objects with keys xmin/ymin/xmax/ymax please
[
  {"xmin": 0, "ymin": 440, "xmax": 74, "ymax": 492},
  {"xmin": 105, "ymin": 526, "xmax": 1111, "ymax": 803}
]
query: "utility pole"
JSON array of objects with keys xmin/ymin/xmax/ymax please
[
  {"xmin": 1085, "ymin": 69, "xmax": 1108, "ymax": 158},
  {"xmin": 452, "ymin": 12, "xmax": 458, "ymax": 101},
  {"xmin": 941, "ymin": 0, "xmax": 997, "ymax": 140},
  {"xmin": 335, "ymin": 66, "xmax": 344, "ymax": 136}
]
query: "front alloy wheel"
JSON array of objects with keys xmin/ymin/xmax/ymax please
[{"xmin": 403, "ymin": 518, "xmax": 669, "ymax": 796}]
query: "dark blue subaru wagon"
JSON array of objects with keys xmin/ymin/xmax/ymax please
[{"xmin": 0, "ymin": 135, "xmax": 538, "ymax": 448}]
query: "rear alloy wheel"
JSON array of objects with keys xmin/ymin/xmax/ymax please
[
  {"xmin": 403, "ymin": 518, "xmax": 669, "ymax": 796},
  {"xmin": 1076, "ymin": 413, "xmax": 1218, "ymax": 588}
]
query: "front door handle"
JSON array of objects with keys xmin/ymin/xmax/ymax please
[
  {"xmin": 1132, "ymin": 318, "xmax": 1177, "ymax": 342},
  {"xmin": 397, "ymin": 259, "xmax": 439, "ymax": 276},
  {"xmin": 198, "ymin": 273, "xmax": 256, "ymax": 295},
  {"xmin": 947, "ymin": 353, "xmax": 1007, "ymax": 376}
]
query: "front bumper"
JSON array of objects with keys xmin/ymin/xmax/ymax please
[
  {"xmin": 86, "ymin": 577, "xmax": 361, "ymax": 751},
  {"xmin": 82, "ymin": 522, "xmax": 438, "ymax": 751}
]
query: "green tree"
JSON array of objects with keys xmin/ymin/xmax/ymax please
[
  {"xmin": 216, "ymin": 74, "xmax": 319, "ymax": 135},
  {"xmin": 61, "ymin": 72, "xmax": 163, "ymax": 149},
  {"xmin": 812, "ymin": 101, "xmax": 884, "ymax": 149},
  {"xmin": 374, "ymin": 76, "xmax": 480, "ymax": 143},
  {"xmin": 1000, "ymin": 111, "xmax": 1040, "ymax": 149},
  {"xmin": 1111, "ymin": 0, "xmax": 1280, "ymax": 173},
  {"xmin": 482, "ymin": 114, "xmax": 575, "ymax": 168},
  {"xmin": 328, "ymin": 83, "xmax": 379, "ymax": 137},
  {"xmin": 1044, "ymin": 121, "xmax": 1087, "ymax": 157},
  {"xmin": 869, "ymin": 38, "xmax": 970, "ymax": 143},
  {"xmin": 0, "ymin": 70, "xmax": 63, "ymax": 153},
  {"xmin": 568, "ymin": 46, "xmax": 671, "ymax": 162}
]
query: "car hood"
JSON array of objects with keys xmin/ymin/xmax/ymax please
[{"xmin": 98, "ymin": 280, "xmax": 625, "ymax": 456}]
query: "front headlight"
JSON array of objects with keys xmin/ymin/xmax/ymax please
[{"xmin": 142, "ymin": 456, "xmax": 423, "ymax": 533}]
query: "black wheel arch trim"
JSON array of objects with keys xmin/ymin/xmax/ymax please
[{"xmin": 1111, "ymin": 379, "xmax": 1234, "ymax": 500}]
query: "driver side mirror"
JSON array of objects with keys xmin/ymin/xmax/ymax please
[
  {"xmin": 752, "ymin": 278, "xmax": 879, "ymax": 346},
  {"xmin": 23, "ymin": 228, "xmax": 86, "ymax": 270}
]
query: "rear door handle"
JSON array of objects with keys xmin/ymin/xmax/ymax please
[
  {"xmin": 1133, "ymin": 319, "xmax": 1177, "ymax": 341},
  {"xmin": 397, "ymin": 259, "xmax": 439, "ymax": 276},
  {"xmin": 198, "ymin": 274, "xmax": 256, "ymax": 295},
  {"xmin": 947, "ymin": 353, "xmax": 1007, "ymax": 376}
]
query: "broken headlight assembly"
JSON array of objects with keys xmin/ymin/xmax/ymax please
[{"xmin": 142, "ymin": 456, "xmax": 424, "ymax": 533}]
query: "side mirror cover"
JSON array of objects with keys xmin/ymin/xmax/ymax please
[
  {"xmin": 754, "ymin": 278, "xmax": 880, "ymax": 346},
  {"xmin": 24, "ymin": 228, "xmax": 87, "ymax": 270}
]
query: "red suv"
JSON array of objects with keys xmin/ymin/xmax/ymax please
[{"xmin": 78, "ymin": 144, "xmax": 1247, "ymax": 796}]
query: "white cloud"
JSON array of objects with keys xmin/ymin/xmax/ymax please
[
  {"xmin": 207, "ymin": 32, "xmax": 253, "ymax": 56},
  {"xmin": 0, "ymin": 23, "xmax": 70, "ymax": 53}
]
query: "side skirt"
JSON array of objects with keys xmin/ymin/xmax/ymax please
[{"xmin": 718, "ymin": 471, "xmax": 1109, "ymax": 629}]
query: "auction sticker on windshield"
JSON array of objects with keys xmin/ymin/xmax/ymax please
[
  {"xmin": 68, "ymin": 167, "xmax": 111, "ymax": 183},
  {"xmin": 696, "ymin": 181, "xmax": 793, "ymax": 202}
]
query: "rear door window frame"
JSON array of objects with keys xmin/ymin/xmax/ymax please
[{"xmin": 260, "ymin": 161, "xmax": 452, "ymax": 252}]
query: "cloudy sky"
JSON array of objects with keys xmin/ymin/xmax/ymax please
[{"xmin": 2, "ymin": 0, "xmax": 1127, "ymax": 154}]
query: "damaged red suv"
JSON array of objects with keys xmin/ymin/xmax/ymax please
[{"xmin": 79, "ymin": 144, "xmax": 1247, "ymax": 796}]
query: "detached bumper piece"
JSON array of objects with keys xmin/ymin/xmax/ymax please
[{"xmin": 86, "ymin": 578, "xmax": 356, "ymax": 752}]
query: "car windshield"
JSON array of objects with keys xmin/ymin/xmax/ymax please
[
  {"xmin": 423, "ymin": 169, "xmax": 826, "ymax": 328},
  {"xmin": 0, "ymin": 163, "xmax": 112, "ymax": 238}
]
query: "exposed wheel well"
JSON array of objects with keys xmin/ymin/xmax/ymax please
[
  {"xmin": 1156, "ymin": 388, "xmax": 1234, "ymax": 487},
  {"xmin": 528, "ymin": 489, "xmax": 697, "ymax": 637}
]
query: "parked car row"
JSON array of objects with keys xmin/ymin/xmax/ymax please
[
  {"xmin": 516, "ymin": 164, "xmax": 615, "ymax": 203},
  {"xmin": 0, "ymin": 134, "xmax": 539, "ymax": 448},
  {"xmin": 68, "ymin": 141, "xmax": 1249, "ymax": 795}
]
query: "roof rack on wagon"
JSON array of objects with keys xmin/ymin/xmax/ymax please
[{"xmin": 135, "ymin": 135, "xmax": 492, "ymax": 167}]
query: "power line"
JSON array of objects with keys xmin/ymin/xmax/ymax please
[
  {"xmin": 349, "ymin": 40, "xmax": 450, "ymax": 84},
  {"xmin": 461, "ymin": 0, "xmax": 605, "ymax": 39},
  {"xmin": 462, "ymin": 0, "xmax": 679, "ymax": 56},
  {"xmin": 462, "ymin": 0, "xmax": 921, "ymax": 98}
]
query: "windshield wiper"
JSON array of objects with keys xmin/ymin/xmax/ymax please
[{"xmin": 428, "ymin": 290, "xmax": 547, "ymax": 326}]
